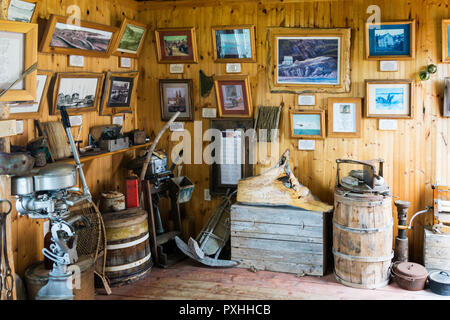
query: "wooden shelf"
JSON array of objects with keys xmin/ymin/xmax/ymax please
[{"xmin": 58, "ymin": 142, "xmax": 152, "ymax": 164}]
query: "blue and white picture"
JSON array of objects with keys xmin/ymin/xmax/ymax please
[
  {"xmin": 375, "ymin": 87, "xmax": 404, "ymax": 111},
  {"xmin": 368, "ymin": 23, "xmax": 411, "ymax": 57},
  {"xmin": 215, "ymin": 28, "xmax": 253, "ymax": 60},
  {"xmin": 292, "ymin": 113, "xmax": 322, "ymax": 136},
  {"xmin": 277, "ymin": 37, "xmax": 340, "ymax": 85}
]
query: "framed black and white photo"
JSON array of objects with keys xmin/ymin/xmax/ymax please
[
  {"xmin": 7, "ymin": 0, "xmax": 38, "ymax": 23},
  {"xmin": 327, "ymin": 98, "xmax": 362, "ymax": 138},
  {"xmin": 443, "ymin": 78, "xmax": 450, "ymax": 117},
  {"xmin": 52, "ymin": 72, "xmax": 105, "ymax": 115},
  {"xmin": 100, "ymin": 71, "xmax": 138, "ymax": 116},
  {"xmin": 10, "ymin": 70, "xmax": 52, "ymax": 119},
  {"xmin": 159, "ymin": 79, "xmax": 194, "ymax": 121},
  {"xmin": 212, "ymin": 25, "xmax": 256, "ymax": 63}
]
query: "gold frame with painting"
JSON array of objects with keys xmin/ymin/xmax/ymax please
[
  {"xmin": 213, "ymin": 75, "xmax": 253, "ymax": 118},
  {"xmin": 155, "ymin": 27, "xmax": 198, "ymax": 64},
  {"xmin": 290, "ymin": 110, "xmax": 325, "ymax": 140},
  {"xmin": 112, "ymin": 18, "xmax": 148, "ymax": 59}
]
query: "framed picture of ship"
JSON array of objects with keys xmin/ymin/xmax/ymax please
[
  {"xmin": 365, "ymin": 80, "xmax": 414, "ymax": 119},
  {"xmin": 159, "ymin": 79, "xmax": 194, "ymax": 121},
  {"xmin": 290, "ymin": 110, "xmax": 325, "ymax": 139},
  {"xmin": 40, "ymin": 14, "xmax": 119, "ymax": 58},
  {"xmin": 365, "ymin": 21, "xmax": 415, "ymax": 60},
  {"xmin": 100, "ymin": 71, "xmax": 138, "ymax": 116},
  {"xmin": 213, "ymin": 75, "xmax": 253, "ymax": 118},
  {"xmin": 51, "ymin": 72, "xmax": 105, "ymax": 115},
  {"xmin": 267, "ymin": 27, "xmax": 351, "ymax": 94},
  {"xmin": 212, "ymin": 25, "xmax": 256, "ymax": 63}
]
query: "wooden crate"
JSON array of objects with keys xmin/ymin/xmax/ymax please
[
  {"xmin": 230, "ymin": 203, "xmax": 332, "ymax": 276},
  {"xmin": 423, "ymin": 227, "xmax": 450, "ymax": 272}
]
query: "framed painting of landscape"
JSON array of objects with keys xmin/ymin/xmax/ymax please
[
  {"xmin": 112, "ymin": 18, "xmax": 147, "ymax": 59},
  {"xmin": 365, "ymin": 80, "xmax": 414, "ymax": 119},
  {"xmin": 155, "ymin": 27, "xmax": 198, "ymax": 64},
  {"xmin": 365, "ymin": 21, "xmax": 415, "ymax": 60},
  {"xmin": 290, "ymin": 110, "xmax": 325, "ymax": 140},
  {"xmin": 40, "ymin": 14, "xmax": 119, "ymax": 58},
  {"xmin": 51, "ymin": 72, "xmax": 105, "ymax": 115},
  {"xmin": 212, "ymin": 25, "xmax": 256, "ymax": 63},
  {"xmin": 159, "ymin": 79, "xmax": 194, "ymax": 121},
  {"xmin": 7, "ymin": 0, "xmax": 39, "ymax": 23},
  {"xmin": 100, "ymin": 71, "xmax": 138, "ymax": 116},
  {"xmin": 267, "ymin": 27, "xmax": 351, "ymax": 94}
]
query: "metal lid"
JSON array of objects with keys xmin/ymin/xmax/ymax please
[
  {"xmin": 428, "ymin": 271, "xmax": 450, "ymax": 284},
  {"xmin": 395, "ymin": 262, "xmax": 428, "ymax": 279},
  {"xmin": 37, "ymin": 163, "xmax": 76, "ymax": 176}
]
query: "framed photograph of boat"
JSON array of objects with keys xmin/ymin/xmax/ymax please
[
  {"xmin": 7, "ymin": 0, "xmax": 39, "ymax": 23},
  {"xmin": 365, "ymin": 80, "xmax": 414, "ymax": 119},
  {"xmin": 212, "ymin": 25, "xmax": 256, "ymax": 63},
  {"xmin": 214, "ymin": 75, "xmax": 253, "ymax": 118},
  {"xmin": 100, "ymin": 71, "xmax": 138, "ymax": 116},
  {"xmin": 112, "ymin": 18, "xmax": 147, "ymax": 59},
  {"xmin": 267, "ymin": 27, "xmax": 351, "ymax": 94},
  {"xmin": 40, "ymin": 14, "xmax": 119, "ymax": 58},
  {"xmin": 51, "ymin": 72, "xmax": 105, "ymax": 115},
  {"xmin": 159, "ymin": 79, "xmax": 194, "ymax": 121},
  {"xmin": 327, "ymin": 97, "xmax": 362, "ymax": 138},
  {"xmin": 155, "ymin": 27, "xmax": 198, "ymax": 64},
  {"xmin": 0, "ymin": 20, "xmax": 37, "ymax": 102},
  {"xmin": 9, "ymin": 70, "xmax": 52, "ymax": 119},
  {"xmin": 365, "ymin": 20, "xmax": 415, "ymax": 60},
  {"xmin": 290, "ymin": 110, "xmax": 325, "ymax": 140}
]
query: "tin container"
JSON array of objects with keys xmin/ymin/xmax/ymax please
[
  {"xmin": 101, "ymin": 191, "xmax": 126, "ymax": 212},
  {"xmin": 428, "ymin": 271, "xmax": 450, "ymax": 296},
  {"xmin": 391, "ymin": 262, "xmax": 428, "ymax": 291}
]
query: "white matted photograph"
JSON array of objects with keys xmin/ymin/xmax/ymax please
[{"xmin": 365, "ymin": 80, "xmax": 414, "ymax": 118}]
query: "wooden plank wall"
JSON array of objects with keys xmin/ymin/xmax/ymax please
[
  {"xmin": 4, "ymin": 0, "xmax": 140, "ymax": 276},
  {"xmin": 136, "ymin": 0, "xmax": 450, "ymax": 263}
]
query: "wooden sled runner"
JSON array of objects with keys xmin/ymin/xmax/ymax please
[{"xmin": 237, "ymin": 149, "xmax": 333, "ymax": 213}]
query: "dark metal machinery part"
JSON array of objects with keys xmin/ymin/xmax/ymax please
[{"xmin": 394, "ymin": 200, "xmax": 411, "ymax": 263}]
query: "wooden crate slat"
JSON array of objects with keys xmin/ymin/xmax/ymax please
[
  {"xmin": 231, "ymin": 220, "xmax": 323, "ymax": 239},
  {"xmin": 231, "ymin": 231, "xmax": 323, "ymax": 244},
  {"xmin": 232, "ymin": 247, "xmax": 323, "ymax": 265},
  {"xmin": 234, "ymin": 258, "xmax": 324, "ymax": 276}
]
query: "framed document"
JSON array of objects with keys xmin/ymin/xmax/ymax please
[{"xmin": 327, "ymin": 98, "xmax": 362, "ymax": 138}]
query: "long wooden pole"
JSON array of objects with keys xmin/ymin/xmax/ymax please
[{"xmin": 0, "ymin": 103, "xmax": 16, "ymax": 300}]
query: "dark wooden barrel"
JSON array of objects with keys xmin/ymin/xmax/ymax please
[
  {"xmin": 102, "ymin": 207, "xmax": 152, "ymax": 286},
  {"xmin": 333, "ymin": 187, "xmax": 393, "ymax": 289},
  {"xmin": 24, "ymin": 255, "xmax": 94, "ymax": 300}
]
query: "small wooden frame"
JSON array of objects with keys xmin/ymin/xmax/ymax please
[
  {"xmin": 443, "ymin": 20, "xmax": 450, "ymax": 63},
  {"xmin": 211, "ymin": 25, "xmax": 256, "ymax": 63},
  {"xmin": 267, "ymin": 27, "xmax": 351, "ymax": 94},
  {"xmin": 9, "ymin": 70, "xmax": 52, "ymax": 119},
  {"xmin": 214, "ymin": 75, "xmax": 253, "ymax": 118},
  {"xmin": 40, "ymin": 14, "xmax": 119, "ymax": 58},
  {"xmin": 290, "ymin": 110, "xmax": 325, "ymax": 140},
  {"xmin": 0, "ymin": 20, "xmax": 37, "ymax": 102},
  {"xmin": 159, "ymin": 79, "xmax": 194, "ymax": 121},
  {"xmin": 51, "ymin": 72, "xmax": 105, "ymax": 115},
  {"xmin": 112, "ymin": 18, "xmax": 147, "ymax": 59},
  {"xmin": 365, "ymin": 79, "xmax": 414, "ymax": 119},
  {"xmin": 100, "ymin": 71, "xmax": 138, "ymax": 116},
  {"xmin": 155, "ymin": 27, "xmax": 198, "ymax": 64},
  {"xmin": 365, "ymin": 20, "xmax": 415, "ymax": 60},
  {"xmin": 327, "ymin": 98, "xmax": 362, "ymax": 138},
  {"xmin": 7, "ymin": 0, "xmax": 39, "ymax": 23},
  {"xmin": 443, "ymin": 78, "xmax": 450, "ymax": 117}
]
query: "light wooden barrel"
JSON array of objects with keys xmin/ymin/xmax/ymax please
[
  {"xmin": 333, "ymin": 188, "xmax": 393, "ymax": 289},
  {"xmin": 24, "ymin": 255, "xmax": 94, "ymax": 300},
  {"xmin": 102, "ymin": 208, "xmax": 152, "ymax": 287}
]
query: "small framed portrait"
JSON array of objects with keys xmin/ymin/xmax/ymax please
[
  {"xmin": 100, "ymin": 71, "xmax": 138, "ymax": 116},
  {"xmin": 442, "ymin": 20, "xmax": 450, "ymax": 63},
  {"xmin": 9, "ymin": 70, "xmax": 52, "ymax": 119},
  {"xmin": 365, "ymin": 80, "xmax": 414, "ymax": 119},
  {"xmin": 51, "ymin": 72, "xmax": 105, "ymax": 115},
  {"xmin": 0, "ymin": 20, "xmax": 38, "ymax": 102},
  {"xmin": 365, "ymin": 20, "xmax": 415, "ymax": 60},
  {"xmin": 443, "ymin": 78, "xmax": 450, "ymax": 117},
  {"xmin": 155, "ymin": 27, "xmax": 198, "ymax": 64},
  {"xmin": 327, "ymin": 98, "xmax": 362, "ymax": 138},
  {"xmin": 7, "ymin": 0, "xmax": 39, "ymax": 23},
  {"xmin": 159, "ymin": 79, "xmax": 194, "ymax": 121},
  {"xmin": 213, "ymin": 75, "xmax": 253, "ymax": 118},
  {"xmin": 40, "ymin": 14, "xmax": 119, "ymax": 58},
  {"xmin": 112, "ymin": 18, "xmax": 147, "ymax": 59},
  {"xmin": 290, "ymin": 110, "xmax": 325, "ymax": 140},
  {"xmin": 212, "ymin": 25, "xmax": 256, "ymax": 63}
]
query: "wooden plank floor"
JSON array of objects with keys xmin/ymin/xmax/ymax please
[{"xmin": 95, "ymin": 260, "xmax": 450, "ymax": 300}]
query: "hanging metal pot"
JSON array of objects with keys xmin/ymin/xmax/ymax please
[{"xmin": 428, "ymin": 271, "xmax": 450, "ymax": 296}]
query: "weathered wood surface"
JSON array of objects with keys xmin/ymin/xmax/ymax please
[
  {"xmin": 423, "ymin": 227, "xmax": 450, "ymax": 271},
  {"xmin": 333, "ymin": 188, "xmax": 393, "ymax": 289},
  {"xmin": 231, "ymin": 204, "xmax": 329, "ymax": 276}
]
